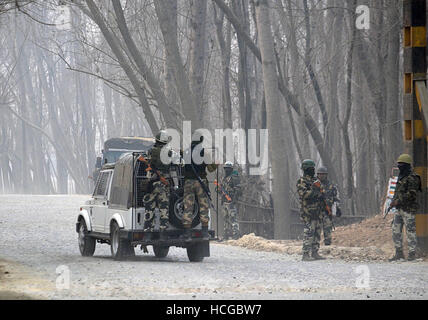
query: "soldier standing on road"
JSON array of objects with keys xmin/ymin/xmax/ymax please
[
  {"xmin": 316, "ymin": 166, "xmax": 340, "ymax": 246},
  {"xmin": 182, "ymin": 136, "xmax": 218, "ymax": 241},
  {"xmin": 297, "ymin": 159, "xmax": 325, "ymax": 261},
  {"xmin": 388, "ymin": 154, "xmax": 422, "ymax": 262},
  {"xmin": 143, "ymin": 131, "xmax": 171, "ymax": 240},
  {"xmin": 217, "ymin": 162, "xmax": 242, "ymax": 240}
]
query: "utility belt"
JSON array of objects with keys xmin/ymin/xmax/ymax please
[
  {"xmin": 147, "ymin": 171, "xmax": 170, "ymax": 188},
  {"xmin": 395, "ymin": 206, "xmax": 417, "ymax": 215}
]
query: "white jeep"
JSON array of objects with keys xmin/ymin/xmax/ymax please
[{"xmin": 76, "ymin": 152, "xmax": 215, "ymax": 262}]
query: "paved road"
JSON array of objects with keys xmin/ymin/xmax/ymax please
[{"xmin": 0, "ymin": 195, "xmax": 427, "ymax": 300}]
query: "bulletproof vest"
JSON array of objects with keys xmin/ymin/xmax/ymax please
[
  {"xmin": 149, "ymin": 144, "xmax": 170, "ymax": 173},
  {"xmin": 183, "ymin": 148, "xmax": 208, "ymax": 179},
  {"xmin": 297, "ymin": 175, "xmax": 323, "ymax": 219},
  {"xmin": 394, "ymin": 173, "xmax": 422, "ymax": 212}
]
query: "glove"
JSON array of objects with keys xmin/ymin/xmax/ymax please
[{"xmin": 336, "ymin": 207, "xmax": 342, "ymax": 218}]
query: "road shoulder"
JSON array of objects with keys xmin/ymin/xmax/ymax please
[{"xmin": 0, "ymin": 258, "xmax": 53, "ymax": 300}]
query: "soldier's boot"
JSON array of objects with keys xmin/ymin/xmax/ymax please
[
  {"xmin": 312, "ymin": 251, "xmax": 326, "ymax": 260},
  {"xmin": 407, "ymin": 251, "xmax": 416, "ymax": 261},
  {"xmin": 201, "ymin": 225, "xmax": 210, "ymax": 240},
  {"xmin": 159, "ymin": 219, "xmax": 169, "ymax": 241},
  {"xmin": 324, "ymin": 239, "xmax": 332, "ymax": 246},
  {"xmin": 389, "ymin": 249, "xmax": 404, "ymax": 262},
  {"xmin": 302, "ymin": 253, "xmax": 315, "ymax": 261},
  {"xmin": 181, "ymin": 228, "xmax": 192, "ymax": 242}
]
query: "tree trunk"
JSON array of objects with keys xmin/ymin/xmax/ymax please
[{"xmin": 255, "ymin": 0, "xmax": 291, "ymax": 239}]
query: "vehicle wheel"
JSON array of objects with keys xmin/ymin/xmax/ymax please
[
  {"xmin": 110, "ymin": 222, "xmax": 134, "ymax": 261},
  {"xmin": 186, "ymin": 244, "xmax": 204, "ymax": 262},
  {"xmin": 153, "ymin": 245, "xmax": 169, "ymax": 258},
  {"xmin": 78, "ymin": 219, "xmax": 96, "ymax": 257},
  {"xmin": 169, "ymin": 190, "xmax": 200, "ymax": 229}
]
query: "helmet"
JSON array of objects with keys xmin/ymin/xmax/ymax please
[
  {"xmin": 224, "ymin": 161, "xmax": 233, "ymax": 169},
  {"xmin": 317, "ymin": 166, "xmax": 328, "ymax": 174},
  {"xmin": 301, "ymin": 159, "xmax": 316, "ymax": 170},
  {"xmin": 397, "ymin": 154, "xmax": 412, "ymax": 165},
  {"xmin": 155, "ymin": 130, "xmax": 170, "ymax": 144}
]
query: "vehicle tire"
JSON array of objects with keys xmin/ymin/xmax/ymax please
[
  {"xmin": 78, "ymin": 219, "xmax": 96, "ymax": 257},
  {"xmin": 153, "ymin": 245, "xmax": 169, "ymax": 258},
  {"xmin": 110, "ymin": 222, "xmax": 134, "ymax": 261},
  {"xmin": 186, "ymin": 244, "xmax": 204, "ymax": 262},
  {"xmin": 169, "ymin": 189, "xmax": 200, "ymax": 229}
]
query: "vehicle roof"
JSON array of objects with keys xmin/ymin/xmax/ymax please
[
  {"xmin": 104, "ymin": 137, "xmax": 154, "ymax": 143},
  {"xmin": 103, "ymin": 137, "xmax": 155, "ymax": 152}
]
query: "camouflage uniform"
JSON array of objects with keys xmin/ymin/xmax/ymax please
[
  {"xmin": 182, "ymin": 148, "xmax": 218, "ymax": 228},
  {"xmin": 220, "ymin": 172, "xmax": 242, "ymax": 240},
  {"xmin": 297, "ymin": 175, "xmax": 324, "ymax": 256},
  {"xmin": 183, "ymin": 178, "xmax": 210, "ymax": 227},
  {"xmin": 391, "ymin": 172, "xmax": 421, "ymax": 254},
  {"xmin": 143, "ymin": 144, "xmax": 171, "ymax": 231},
  {"xmin": 320, "ymin": 180, "xmax": 339, "ymax": 246}
]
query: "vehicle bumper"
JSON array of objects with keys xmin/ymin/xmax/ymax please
[{"xmin": 120, "ymin": 229, "xmax": 216, "ymax": 246}]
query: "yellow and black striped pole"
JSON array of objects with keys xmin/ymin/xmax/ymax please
[{"xmin": 403, "ymin": 0, "xmax": 428, "ymax": 251}]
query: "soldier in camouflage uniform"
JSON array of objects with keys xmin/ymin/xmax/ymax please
[
  {"xmin": 218, "ymin": 162, "xmax": 242, "ymax": 240},
  {"xmin": 317, "ymin": 166, "xmax": 340, "ymax": 246},
  {"xmin": 297, "ymin": 159, "xmax": 325, "ymax": 261},
  {"xmin": 388, "ymin": 154, "xmax": 422, "ymax": 261},
  {"xmin": 143, "ymin": 131, "xmax": 171, "ymax": 239},
  {"xmin": 182, "ymin": 136, "xmax": 218, "ymax": 241}
]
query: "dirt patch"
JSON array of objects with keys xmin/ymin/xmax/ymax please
[
  {"xmin": 225, "ymin": 214, "xmax": 428, "ymax": 262},
  {"xmin": 0, "ymin": 259, "xmax": 52, "ymax": 299}
]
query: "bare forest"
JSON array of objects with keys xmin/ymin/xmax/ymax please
[{"xmin": 0, "ymin": 0, "xmax": 403, "ymax": 239}]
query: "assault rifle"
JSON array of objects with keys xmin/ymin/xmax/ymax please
[
  {"xmin": 138, "ymin": 155, "xmax": 169, "ymax": 186},
  {"xmin": 214, "ymin": 180, "xmax": 232, "ymax": 202},
  {"xmin": 314, "ymin": 180, "xmax": 335, "ymax": 230},
  {"xmin": 189, "ymin": 162, "xmax": 218, "ymax": 213},
  {"xmin": 384, "ymin": 200, "xmax": 397, "ymax": 220}
]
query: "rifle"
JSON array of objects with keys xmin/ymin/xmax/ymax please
[
  {"xmin": 384, "ymin": 200, "xmax": 397, "ymax": 220},
  {"xmin": 189, "ymin": 162, "xmax": 218, "ymax": 213},
  {"xmin": 214, "ymin": 180, "xmax": 232, "ymax": 202},
  {"xmin": 314, "ymin": 180, "xmax": 335, "ymax": 230},
  {"xmin": 138, "ymin": 155, "xmax": 169, "ymax": 186},
  {"xmin": 323, "ymin": 196, "xmax": 335, "ymax": 231}
]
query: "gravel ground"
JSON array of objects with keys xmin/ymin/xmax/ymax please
[{"xmin": 0, "ymin": 195, "xmax": 427, "ymax": 300}]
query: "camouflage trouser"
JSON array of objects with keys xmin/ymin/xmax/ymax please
[
  {"xmin": 392, "ymin": 209, "xmax": 418, "ymax": 253},
  {"xmin": 183, "ymin": 179, "xmax": 209, "ymax": 228},
  {"xmin": 143, "ymin": 181, "xmax": 170, "ymax": 231},
  {"xmin": 321, "ymin": 214, "xmax": 333, "ymax": 245},
  {"xmin": 223, "ymin": 202, "xmax": 240, "ymax": 240},
  {"xmin": 302, "ymin": 217, "xmax": 322, "ymax": 255}
]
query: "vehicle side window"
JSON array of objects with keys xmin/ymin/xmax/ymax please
[
  {"xmin": 104, "ymin": 171, "xmax": 112, "ymax": 199},
  {"xmin": 94, "ymin": 172, "xmax": 110, "ymax": 198}
]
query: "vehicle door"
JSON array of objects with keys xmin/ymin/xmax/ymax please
[{"xmin": 92, "ymin": 170, "xmax": 112, "ymax": 233}]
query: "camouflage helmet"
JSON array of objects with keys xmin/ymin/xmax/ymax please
[
  {"xmin": 397, "ymin": 154, "xmax": 412, "ymax": 165},
  {"xmin": 224, "ymin": 161, "xmax": 233, "ymax": 169},
  {"xmin": 301, "ymin": 159, "xmax": 316, "ymax": 170},
  {"xmin": 317, "ymin": 166, "xmax": 328, "ymax": 174},
  {"xmin": 155, "ymin": 130, "xmax": 170, "ymax": 144}
]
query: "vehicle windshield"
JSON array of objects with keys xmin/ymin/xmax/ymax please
[{"xmin": 104, "ymin": 151, "xmax": 128, "ymax": 164}]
